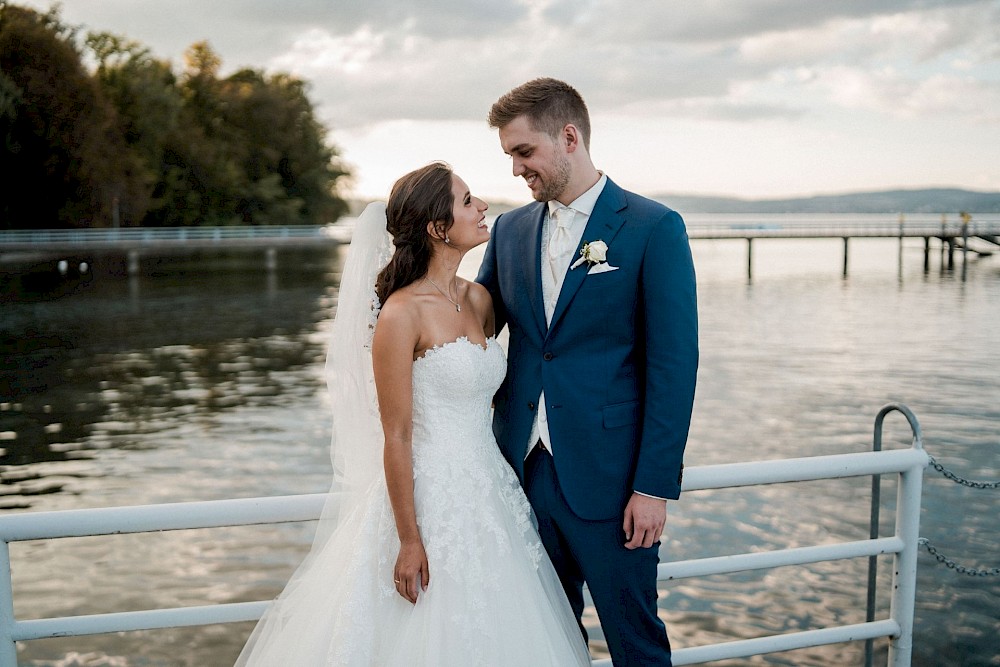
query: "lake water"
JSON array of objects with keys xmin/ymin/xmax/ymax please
[{"xmin": 1, "ymin": 215, "xmax": 998, "ymax": 666}]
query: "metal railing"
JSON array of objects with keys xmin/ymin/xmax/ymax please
[
  {"xmin": 1, "ymin": 218, "xmax": 998, "ymax": 248},
  {"xmin": 0, "ymin": 225, "xmax": 344, "ymax": 253},
  {"xmin": 0, "ymin": 225, "xmax": 330, "ymax": 243},
  {"xmin": 0, "ymin": 406, "xmax": 928, "ymax": 666}
]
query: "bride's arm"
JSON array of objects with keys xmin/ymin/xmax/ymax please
[{"xmin": 372, "ymin": 297, "xmax": 428, "ymax": 604}]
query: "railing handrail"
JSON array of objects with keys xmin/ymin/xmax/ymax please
[
  {"xmin": 0, "ymin": 430, "xmax": 929, "ymax": 667},
  {"xmin": 0, "ymin": 225, "xmax": 330, "ymax": 244},
  {"xmin": 0, "ymin": 218, "xmax": 998, "ymax": 246},
  {"xmin": 0, "ymin": 493, "xmax": 328, "ymax": 543},
  {"xmin": 0, "ymin": 448, "xmax": 925, "ymax": 544}
]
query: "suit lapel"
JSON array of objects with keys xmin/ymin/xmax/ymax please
[
  {"xmin": 548, "ymin": 181, "xmax": 628, "ymax": 334},
  {"xmin": 521, "ymin": 204, "xmax": 548, "ymax": 337}
]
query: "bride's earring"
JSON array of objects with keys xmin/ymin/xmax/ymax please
[{"xmin": 444, "ymin": 235, "xmax": 451, "ymax": 244}]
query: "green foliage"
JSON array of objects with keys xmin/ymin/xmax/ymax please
[
  {"xmin": 0, "ymin": 3, "xmax": 137, "ymax": 228},
  {"xmin": 0, "ymin": 4, "xmax": 350, "ymax": 228}
]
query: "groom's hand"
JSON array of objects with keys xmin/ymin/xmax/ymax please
[{"xmin": 623, "ymin": 493, "xmax": 667, "ymax": 550}]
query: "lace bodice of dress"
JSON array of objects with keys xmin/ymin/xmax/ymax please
[
  {"xmin": 411, "ymin": 336, "xmax": 504, "ymax": 454},
  {"xmin": 408, "ymin": 337, "xmax": 543, "ymax": 589}
]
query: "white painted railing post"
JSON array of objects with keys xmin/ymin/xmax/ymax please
[
  {"xmin": 0, "ymin": 541, "xmax": 19, "ymax": 667},
  {"xmin": 888, "ymin": 454, "xmax": 926, "ymax": 666}
]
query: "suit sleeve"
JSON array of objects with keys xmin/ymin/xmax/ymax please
[
  {"xmin": 475, "ymin": 214, "xmax": 508, "ymax": 334},
  {"xmin": 633, "ymin": 210, "xmax": 698, "ymax": 500}
]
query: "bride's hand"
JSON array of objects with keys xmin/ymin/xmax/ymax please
[{"xmin": 394, "ymin": 539, "xmax": 429, "ymax": 604}]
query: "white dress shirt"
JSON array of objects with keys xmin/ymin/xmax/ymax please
[{"xmin": 527, "ymin": 174, "xmax": 608, "ymax": 458}]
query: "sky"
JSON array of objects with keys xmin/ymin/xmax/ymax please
[{"xmin": 22, "ymin": 0, "xmax": 1000, "ymax": 203}]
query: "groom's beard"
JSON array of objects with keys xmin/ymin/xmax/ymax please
[{"xmin": 530, "ymin": 154, "xmax": 572, "ymax": 202}]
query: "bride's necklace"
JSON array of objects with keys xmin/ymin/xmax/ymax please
[{"xmin": 425, "ymin": 276, "xmax": 461, "ymax": 312}]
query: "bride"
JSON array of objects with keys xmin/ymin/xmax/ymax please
[{"xmin": 236, "ymin": 162, "xmax": 591, "ymax": 666}]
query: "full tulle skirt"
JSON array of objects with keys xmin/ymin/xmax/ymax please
[
  {"xmin": 235, "ymin": 476, "xmax": 590, "ymax": 666},
  {"xmin": 237, "ymin": 338, "xmax": 590, "ymax": 666}
]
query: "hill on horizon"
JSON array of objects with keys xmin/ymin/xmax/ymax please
[
  {"xmin": 652, "ymin": 187, "xmax": 1000, "ymax": 214},
  {"xmin": 349, "ymin": 187, "xmax": 1000, "ymax": 217}
]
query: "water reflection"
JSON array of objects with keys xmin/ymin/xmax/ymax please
[{"xmin": 0, "ymin": 248, "xmax": 343, "ymax": 508}]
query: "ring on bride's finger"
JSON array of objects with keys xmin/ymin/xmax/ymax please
[{"xmin": 393, "ymin": 579, "xmax": 400, "ymax": 584}]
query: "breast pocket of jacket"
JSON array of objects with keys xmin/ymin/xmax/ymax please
[{"xmin": 579, "ymin": 268, "xmax": 634, "ymax": 310}]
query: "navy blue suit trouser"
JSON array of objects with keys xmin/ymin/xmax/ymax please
[{"xmin": 525, "ymin": 448, "xmax": 673, "ymax": 666}]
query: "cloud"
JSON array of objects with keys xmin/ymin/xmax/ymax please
[
  {"xmin": 557, "ymin": 0, "xmax": 982, "ymax": 43},
  {"xmin": 737, "ymin": 2, "xmax": 999, "ymax": 66},
  {"xmin": 16, "ymin": 0, "xmax": 993, "ymax": 197},
  {"xmin": 905, "ymin": 75, "xmax": 1000, "ymax": 123},
  {"xmin": 25, "ymin": 0, "xmax": 1000, "ymax": 131},
  {"xmin": 252, "ymin": 0, "xmax": 999, "ymax": 130},
  {"xmin": 807, "ymin": 66, "xmax": 1000, "ymax": 122},
  {"xmin": 624, "ymin": 97, "xmax": 805, "ymax": 122}
]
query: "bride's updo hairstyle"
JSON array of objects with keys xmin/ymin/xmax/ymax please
[{"xmin": 375, "ymin": 162, "xmax": 455, "ymax": 305}]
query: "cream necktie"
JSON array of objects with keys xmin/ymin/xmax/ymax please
[{"xmin": 547, "ymin": 206, "xmax": 575, "ymax": 285}]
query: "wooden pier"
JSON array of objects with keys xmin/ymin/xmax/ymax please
[{"xmin": 683, "ymin": 214, "xmax": 999, "ymax": 280}]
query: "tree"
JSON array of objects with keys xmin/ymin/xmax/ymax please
[
  {"xmin": 0, "ymin": 5, "xmax": 350, "ymax": 229},
  {"xmin": 0, "ymin": 4, "xmax": 138, "ymax": 228},
  {"xmin": 217, "ymin": 68, "xmax": 349, "ymax": 225},
  {"xmin": 87, "ymin": 31, "xmax": 184, "ymax": 225}
]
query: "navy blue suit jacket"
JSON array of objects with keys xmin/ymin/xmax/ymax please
[{"xmin": 477, "ymin": 178, "xmax": 698, "ymax": 521}]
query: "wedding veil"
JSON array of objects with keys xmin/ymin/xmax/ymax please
[
  {"xmin": 234, "ymin": 202, "xmax": 394, "ymax": 666},
  {"xmin": 315, "ymin": 201, "xmax": 393, "ymax": 546}
]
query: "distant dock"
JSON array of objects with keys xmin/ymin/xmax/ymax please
[
  {"xmin": 684, "ymin": 214, "xmax": 1000, "ymax": 280},
  {"xmin": 1, "ymin": 215, "xmax": 997, "ymax": 280},
  {"xmin": 0, "ymin": 225, "xmax": 345, "ymax": 275}
]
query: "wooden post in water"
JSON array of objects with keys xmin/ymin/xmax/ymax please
[
  {"xmin": 266, "ymin": 247, "xmax": 278, "ymax": 272},
  {"xmin": 923, "ymin": 237, "xmax": 930, "ymax": 273},
  {"xmin": 939, "ymin": 214, "xmax": 947, "ymax": 272},
  {"xmin": 960, "ymin": 212, "xmax": 970, "ymax": 282},
  {"xmin": 746, "ymin": 237, "xmax": 753, "ymax": 282},
  {"xmin": 897, "ymin": 214, "xmax": 904, "ymax": 280},
  {"xmin": 127, "ymin": 250, "xmax": 140, "ymax": 276},
  {"xmin": 842, "ymin": 237, "xmax": 849, "ymax": 278}
]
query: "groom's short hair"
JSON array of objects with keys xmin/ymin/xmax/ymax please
[{"xmin": 489, "ymin": 78, "xmax": 591, "ymax": 151}]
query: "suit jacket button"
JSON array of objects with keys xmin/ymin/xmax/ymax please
[
  {"xmin": 543, "ymin": 352, "xmax": 553, "ymax": 361},
  {"xmin": 528, "ymin": 402, "xmax": 535, "ymax": 410}
]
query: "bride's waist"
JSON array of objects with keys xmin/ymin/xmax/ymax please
[{"xmin": 411, "ymin": 427, "xmax": 497, "ymax": 454}]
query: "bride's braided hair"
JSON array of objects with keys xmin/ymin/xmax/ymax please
[{"xmin": 375, "ymin": 161, "xmax": 455, "ymax": 305}]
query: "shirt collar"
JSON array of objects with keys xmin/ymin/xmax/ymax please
[{"xmin": 547, "ymin": 172, "xmax": 608, "ymax": 219}]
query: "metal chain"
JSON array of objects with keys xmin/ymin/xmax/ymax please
[
  {"xmin": 918, "ymin": 538, "xmax": 1000, "ymax": 577},
  {"xmin": 927, "ymin": 454, "xmax": 1000, "ymax": 489},
  {"xmin": 919, "ymin": 449, "xmax": 998, "ymax": 575}
]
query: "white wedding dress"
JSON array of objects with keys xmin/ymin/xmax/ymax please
[{"xmin": 236, "ymin": 336, "xmax": 591, "ymax": 666}]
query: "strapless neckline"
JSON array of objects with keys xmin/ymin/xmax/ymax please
[{"xmin": 415, "ymin": 335, "xmax": 496, "ymax": 364}]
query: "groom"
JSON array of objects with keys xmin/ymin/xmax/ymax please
[{"xmin": 477, "ymin": 78, "xmax": 698, "ymax": 665}]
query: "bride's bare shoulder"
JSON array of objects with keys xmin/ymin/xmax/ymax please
[
  {"xmin": 463, "ymin": 280, "xmax": 492, "ymax": 309},
  {"xmin": 463, "ymin": 280, "xmax": 494, "ymax": 336},
  {"xmin": 376, "ymin": 288, "xmax": 422, "ymax": 340}
]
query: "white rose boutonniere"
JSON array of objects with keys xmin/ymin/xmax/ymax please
[{"xmin": 571, "ymin": 239, "xmax": 609, "ymax": 269}]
